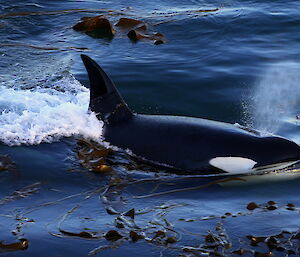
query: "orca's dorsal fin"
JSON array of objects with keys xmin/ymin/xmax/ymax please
[{"xmin": 81, "ymin": 54, "xmax": 133, "ymax": 124}]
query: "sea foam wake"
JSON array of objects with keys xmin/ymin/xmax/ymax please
[{"xmin": 0, "ymin": 75, "xmax": 103, "ymax": 146}]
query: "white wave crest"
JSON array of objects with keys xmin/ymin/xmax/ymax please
[{"xmin": 0, "ymin": 76, "xmax": 103, "ymax": 146}]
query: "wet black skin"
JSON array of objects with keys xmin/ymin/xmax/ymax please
[
  {"xmin": 103, "ymin": 114, "xmax": 300, "ymax": 174},
  {"xmin": 81, "ymin": 54, "xmax": 300, "ymax": 174}
]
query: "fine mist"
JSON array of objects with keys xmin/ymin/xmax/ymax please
[{"xmin": 245, "ymin": 62, "xmax": 300, "ymax": 135}]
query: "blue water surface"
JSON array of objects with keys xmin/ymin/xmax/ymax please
[{"xmin": 1, "ymin": 0, "xmax": 300, "ymax": 256}]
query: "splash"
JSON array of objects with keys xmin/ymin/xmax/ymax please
[
  {"xmin": 0, "ymin": 75, "xmax": 103, "ymax": 146},
  {"xmin": 245, "ymin": 62, "xmax": 300, "ymax": 134}
]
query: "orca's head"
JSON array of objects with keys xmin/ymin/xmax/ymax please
[
  {"xmin": 254, "ymin": 136, "xmax": 300, "ymax": 169},
  {"xmin": 209, "ymin": 136, "xmax": 300, "ymax": 174}
]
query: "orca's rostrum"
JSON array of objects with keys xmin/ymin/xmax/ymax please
[{"xmin": 81, "ymin": 54, "xmax": 300, "ymax": 175}]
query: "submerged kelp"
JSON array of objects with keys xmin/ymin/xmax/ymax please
[
  {"xmin": 37, "ymin": 141, "xmax": 300, "ymax": 255},
  {"xmin": 0, "ymin": 155, "xmax": 16, "ymax": 172},
  {"xmin": 0, "ymin": 5, "xmax": 218, "ymax": 47},
  {"xmin": 0, "ymin": 141, "xmax": 300, "ymax": 256}
]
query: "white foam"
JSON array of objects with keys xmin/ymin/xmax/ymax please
[{"xmin": 0, "ymin": 75, "xmax": 103, "ymax": 146}]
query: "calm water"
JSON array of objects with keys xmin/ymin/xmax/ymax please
[{"xmin": 1, "ymin": 0, "xmax": 300, "ymax": 256}]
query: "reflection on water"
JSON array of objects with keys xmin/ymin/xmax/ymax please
[{"xmin": 1, "ymin": 0, "xmax": 300, "ymax": 256}]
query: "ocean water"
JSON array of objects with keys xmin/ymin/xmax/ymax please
[{"xmin": 1, "ymin": 0, "xmax": 300, "ymax": 256}]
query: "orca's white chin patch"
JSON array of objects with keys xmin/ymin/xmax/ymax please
[{"xmin": 209, "ymin": 157, "xmax": 257, "ymax": 174}]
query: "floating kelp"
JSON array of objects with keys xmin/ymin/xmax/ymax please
[
  {"xmin": 133, "ymin": 177, "xmax": 245, "ymax": 199},
  {"xmin": 104, "ymin": 230, "xmax": 123, "ymax": 241},
  {"xmin": 0, "ymin": 8, "xmax": 125, "ymax": 19},
  {"xmin": 48, "ymin": 205, "xmax": 103, "ymax": 241},
  {"xmin": 44, "ymin": 139, "xmax": 300, "ymax": 256},
  {"xmin": 247, "ymin": 202, "xmax": 259, "ymax": 210},
  {"xmin": 92, "ymin": 164, "xmax": 113, "ymax": 173},
  {"xmin": 88, "ymin": 242, "xmax": 121, "ymax": 256},
  {"xmin": 123, "ymin": 208, "xmax": 135, "ymax": 219},
  {"xmin": 115, "ymin": 18, "xmax": 145, "ymax": 30},
  {"xmin": 76, "ymin": 140, "xmax": 113, "ymax": 174},
  {"xmin": 59, "ymin": 229, "xmax": 100, "ymax": 239},
  {"xmin": 254, "ymin": 251, "xmax": 275, "ymax": 257},
  {"xmin": 116, "ymin": 17, "xmax": 166, "ymax": 44},
  {"xmin": 0, "ymin": 239, "xmax": 28, "ymax": 253},
  {"xmin": 129, "ymin": 231, "xmax": 144, "ymax": 242},
  {"xmin": 203, "ymin": 223, "xmax": 232, "ymax": 250},
  {"xmin": 76, "ymin": 139, "xmax": 169, "ymax": 173},
  {"xmin": 0, "ymin": 43, "xmax": 88, "ymax": 51},
  {"xmin": 232, "ymin": 248, "xmax": 251, "ymax": 255},
  {"xmin": 286, "ymin": 203, "xmax": 295, "ymax": 210},
  {"xmin": 247, "ymin": 235, "xmax": 267, "ymax": 247},
  {"xmin": 114, "ymin": 209, "xmax": 139, "ymax": 230},
  {"xmin": 0, "ymin": 155, "xmax": 16, "ymax": 172},
  {"xmin": 127, "ymin": 30, "xmax": 166, "ymax": 44},
  {"xmin": 73, "ymin": 16, "xmax": 115, "ymax": 39},
  {"xmin": 73, "ymin": 16, "xmax": 166, "ymax": 44},
  {"xmin": 115, "ymin": 17, "xmax": 166, "ymax": 44},
  {"xmin": 266, "ymin": 205, "xmax": 277, "ymax": 210},
  {"xmin": 246, "ymin": 200, "xmax": 298, "ymax": 212},
  {"xmin": 245, "ymin": 230, "xmax": 300, "ymax": 255},
  {"xmin": 0, "ymin": 7, "xmax": 219, "ymax": 20},
  {"xmin": 0, "ymin": 182, "xmax": 41, "ymax": 206},
  {"xmin": 11, "ymin": 215, "xmax": 35, "ymax": 239},
  {"xmin": 46, "ymin": 178, "xmax": 300, "ymax": 257},
  {"xmin": 1, "ymin": 6, "xmax": 220, "ymax": 47},
  {"xmin": 106, "ymin": 206, "xmax": 119, "ymax": 215},
  {"xmin": 148, "ymin": 8, "xmax": 219, "ymax": 19},
  {"xmin": 179, "ymin": 225, "xmax": 300, "ymax": 256}
]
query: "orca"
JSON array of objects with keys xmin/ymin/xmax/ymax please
[{"xmin": 81, "ymin": 54, "xmax": 300, "ymax": 175}]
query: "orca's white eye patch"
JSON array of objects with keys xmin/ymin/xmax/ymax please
[{"xmin": 209, "ymin": 157, "xmax": 257, "ymax": 174}]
